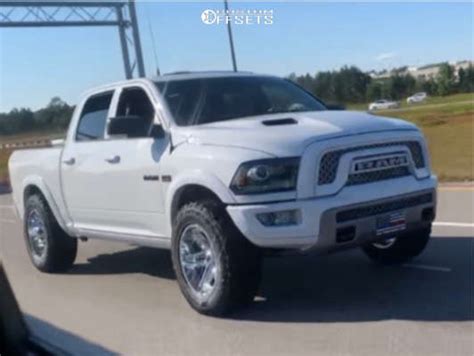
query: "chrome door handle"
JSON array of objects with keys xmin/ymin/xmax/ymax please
[
  {"xmin": 105, "ymin": 155, "xmax": 120, "ymax": 164},
  {"xmin": 63, "ymin": 157, "xmax": 75, "ymax": 165}
]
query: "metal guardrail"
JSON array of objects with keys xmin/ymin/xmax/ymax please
[{"xmin": 0, "ymin": 139, "xmax": 51, "ymax": 150}]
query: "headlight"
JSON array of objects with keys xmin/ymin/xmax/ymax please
[{"xmin": 230, "ymin": 157, "xmax": 300, "ymax": 195}]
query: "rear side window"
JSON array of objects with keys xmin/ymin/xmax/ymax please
[{"xmin": 76, "ymin": 92, "xmax": 113, "ymax": 141}]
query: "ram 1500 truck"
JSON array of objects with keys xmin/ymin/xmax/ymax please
[{"xmin": 9, "ymin": 72, "xmax": 437, "ymax": 315}]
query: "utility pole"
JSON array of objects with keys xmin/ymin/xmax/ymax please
[{"xmin": 224, "ymin": 0, "xmax": 237, "ymax": 72}]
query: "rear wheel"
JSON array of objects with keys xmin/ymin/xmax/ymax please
[
  {"xmin": 362, "ymin": 225, "xmax": 431, "ymax": 264},
  {"xmin": 24, "ymin": 194, "xmax": 77, "ymax": 273},
  {"xmin": 171, "ymin": 201, "xmax": 261, "ymax": 316}
]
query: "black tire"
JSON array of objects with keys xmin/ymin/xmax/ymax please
[
  {"xmin": 362, "ymin": 225, "xmax": 431, "ymax": 264},
  {"xmin": 171, "ymin": 201, "xmax": 261, "ymax": 316},
  {"xmin": 23, "ymin": 194, "xmax": 77, "ymax": 273}
]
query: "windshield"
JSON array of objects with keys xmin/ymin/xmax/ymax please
[{"xmin": 155, "ymin": 76, "xmax": 326, "ymax": 126}]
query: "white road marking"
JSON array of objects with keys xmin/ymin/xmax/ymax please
[
  {"xmin": 402, "ymin": 263, "xmax": 452, "ymax": 272},
  {"xmin": 434, "ymin": 222, "xmax": 474, "ymax": 228}
]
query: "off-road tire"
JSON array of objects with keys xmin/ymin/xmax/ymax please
[
  {"xmin": 171, "ymin": 201, "xmax": 262, "ymax": 316},
  {"xmin": 362, "ymin": 225, "xmax": 431, "ymax": 264},
  {"xmin": 24, "ymin": 194, "xmax": 77, "ymax": 273}
]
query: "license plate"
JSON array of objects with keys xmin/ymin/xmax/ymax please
[{"xmin": 376, "ymin": 211, "xmax": 406, "ymax": 236}]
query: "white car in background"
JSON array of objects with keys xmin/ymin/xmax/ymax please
[
  {"xmin": 368, "ymin": 99, "xmax": 400, "ymax": 111},
  {"xmin": 407, "ymin": 92, "xmax": 427, "ymax": 104}
]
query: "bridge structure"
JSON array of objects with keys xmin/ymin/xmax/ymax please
[{"xmin": 0, "ymin": 0, "xmax": 146, "ymax": 79}]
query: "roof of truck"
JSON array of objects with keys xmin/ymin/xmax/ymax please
[
  {"xmin": 153, "ymin": 70, "xmax": 259, "ymax": 82},
  {"xmin": 81, "ymin": 71, "xmax": 273, "ymax": 98}
]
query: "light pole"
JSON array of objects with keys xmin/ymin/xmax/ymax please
[{"xmin": 224, "ymin": 0, "xmax": 237, "ymax": 72}]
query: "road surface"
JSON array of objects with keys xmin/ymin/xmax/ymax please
[{"xmin": 0, "ymin": 188, "xmax": 472, "ymax": 355}]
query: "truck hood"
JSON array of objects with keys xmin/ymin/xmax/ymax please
[{"xmin": 171, "ymin": 111, "xmax": 418, "ymax": 156}]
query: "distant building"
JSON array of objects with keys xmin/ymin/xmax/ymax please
[
  {"xmin": 451, "ymin": 60, "xmax": 473, "ymax": 79},
  {"xmin": 369, "ymin": 60, "xmax": 473, "ymax": 81}
]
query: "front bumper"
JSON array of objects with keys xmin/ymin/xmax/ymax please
[{"xmin": 226, "ymin": 175, "xmax": 437, "ymax": 250}]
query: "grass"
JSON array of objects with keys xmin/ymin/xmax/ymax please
[
  {"xmin": 0, "ymin": 94, "xmax": 472, "ymax": 184},
  {"xmin": 0, "ymin": 149, "xmax": 12, "ymax": 185},
  {"xmin": 372, "ymin": 99, "xmax": 473, "ymax": 181}
]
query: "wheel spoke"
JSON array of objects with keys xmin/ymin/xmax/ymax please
[
  {"xmin": 26, "ymin": 209, "xmax": 47, "ymax": 257},
  {"xmin": 179, "ymin": 224, "xmax": 219, "ymax": 299},
  {"xmin": 198, "ymin": 260, "xmax": 215, "ymax": 291}
]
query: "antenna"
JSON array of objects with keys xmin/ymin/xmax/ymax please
[
  {"xmin": 146, "ymin": 9, "xmax": 161, "ymax": 76},
  {"xmin": 224, "ymin": 0, "xmax": 237, "ymax": 72}
]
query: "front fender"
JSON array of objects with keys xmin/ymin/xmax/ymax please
[{"xmin": 164, "ymin": 170, "xmax": 235, "ymax": 236}]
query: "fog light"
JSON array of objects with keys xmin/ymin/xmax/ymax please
[{"xmin": 256, "ymin": 210, "xmax": 300, "ymax": 226}]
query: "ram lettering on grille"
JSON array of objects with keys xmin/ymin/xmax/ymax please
[{"xmin": 318, "ymin": 141, "xmax": 425, "ymax": 185}]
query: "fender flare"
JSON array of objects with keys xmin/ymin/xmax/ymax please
[
  {"xmin": 20, "ymin": 175, "xmax": 70, "ymax": 233},
  {"xmin": 164, "ymin": 170, "xmax": 235, "ymax": 236}
]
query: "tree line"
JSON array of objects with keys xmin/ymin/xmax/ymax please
[
  {"xmin": 0, "ymin": 62, "xmax": 473, "ymax": 137},
  {"xmin": 0, "ymin": 97, "xmax": 74, "ymax": 136},
  {"xmin": 288, "ymin": 62, "xmax": 474, "ymax": 104}
]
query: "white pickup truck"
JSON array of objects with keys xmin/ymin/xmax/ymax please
[{"xmin": 9, "ymin": 72, "xmax": 437, "ymax": 315}]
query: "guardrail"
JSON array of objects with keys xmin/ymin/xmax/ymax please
[{"xmin": 0, "ymin": 139, "xmax": 51, "ymax": 150}]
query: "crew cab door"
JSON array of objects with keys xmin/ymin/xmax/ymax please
[{"xmin": 61, "ymin": 85, "xmax": 168, "ymax": 237}]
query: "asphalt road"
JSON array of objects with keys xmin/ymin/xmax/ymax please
[{"xmin": 0, "ymin": 189, "xmax": 473, "ymax": 356}]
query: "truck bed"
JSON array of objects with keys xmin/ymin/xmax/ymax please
[{"xmin": 9, "ymin": 147, "xmax": 64, "ymax": 219}]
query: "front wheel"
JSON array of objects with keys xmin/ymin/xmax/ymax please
[
  {"xmin": 171, "ymin": 201, "xmax": 261, "ymax": 316},
  {"xmin": 362, "ymin": 226, "xmax": 431, "ymax": 264}
]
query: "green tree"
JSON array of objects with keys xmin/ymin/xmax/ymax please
[
  {"xmin": 458, "ymin": 65, "xmax": 474, "ymax": 93},
  {"xmin": 0, "ymin": 97, "xmax": 73, "ymax": 136},
  {"xmin": 366, "ymin": 81, "xmax": 383, "ymax": 101},
  {"xmin": 436, "ymin": 63, "xmax": 455, "ymax": 96}
]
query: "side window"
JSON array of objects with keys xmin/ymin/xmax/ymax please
[
  {"xmin": 76, "ymin": 92, "xmax": 113, "ymax": 141},
  {"xmin": 115, "ymin": 87, "xmax": 155, "ymax": 138}
]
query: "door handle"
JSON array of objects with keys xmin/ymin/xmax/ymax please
[
  {"xmin": 63, "ymin": 157, "xmax": 75, "ymax": 165},
  {"xmin": 105, "ymin": 155, "xmax": 121, "ymax": 164}
]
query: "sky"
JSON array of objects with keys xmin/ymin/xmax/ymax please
[{"xmin": 0, "ymin": 1, "xmax": 472, "ymax": 112}]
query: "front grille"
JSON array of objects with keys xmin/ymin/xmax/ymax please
[
  {"xmin": 336, "ymin": 193, "xmax": 433, "ymax": 223},
  {"xmin": 318, "ymin": 141, "xmax": 425, "ymax": 185},
  {"xmin": 346, "ymin": 166, "xmax": 411, "ymax": 186}
]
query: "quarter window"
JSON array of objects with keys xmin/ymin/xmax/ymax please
[{"xmin": 76, "ymin": 92, "xmax": 113, "ymax": 141}]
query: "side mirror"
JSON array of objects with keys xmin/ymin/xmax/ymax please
[
  {"xmin": 108, "ymin": 116, "xmax": 150, "ymax": 138},
  {"xmin": 326, "ymin": 103, "xmax": 346, "ymax": 111},
  {"xmin": 150, "ymin": 124, "xmax": 165, "ymax": 139}
]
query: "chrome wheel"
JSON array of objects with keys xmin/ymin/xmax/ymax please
[
  {"xmin": 179, "ymin": 224, "xmax": 220, "ymax": 301},
  {"xmin": 27, "ymin": 209, "xmax": 47, "ymax": 258},
  {"xmin": 372, "ymin": 237, "xmax": 397, "ymax": 249}
]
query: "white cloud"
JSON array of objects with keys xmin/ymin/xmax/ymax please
[{"xmin": 375, "ymin": 52, "xmax": 397, "ymax": 61}]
